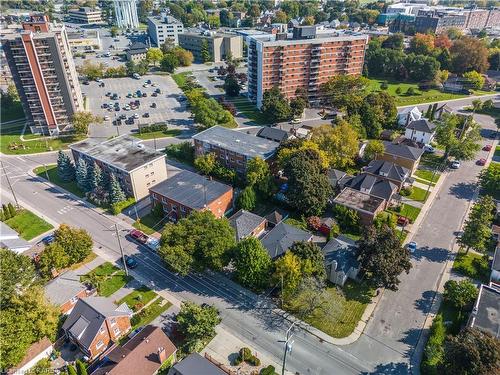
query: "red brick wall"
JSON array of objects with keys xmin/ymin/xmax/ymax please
[
  {"xmin": 88, "ymin": 316, "xmax": 130, "ymax": 359},
  {"xmin": 59, "ymin": 289, "xmax": 89, "ymax": 315}
]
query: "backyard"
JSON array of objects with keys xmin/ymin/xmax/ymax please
[
  {"xmin": 302, "ymin": 281, "xmax": 374, "ymax": 338},
  {"xmin": 81, "ymin": 262, "xmax": 133, "ymax": 297},
  {"xmin": 4, "ymin": 208, "xmax": 53, "ymax": 240},
  {"xmin": 366, "ymin": 78, "xmax": 489, "ymax": 106}
]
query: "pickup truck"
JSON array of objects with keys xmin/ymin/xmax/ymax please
[{"xmin": 128, "ymin": 229, "xmax": 148, "ymax": 245}]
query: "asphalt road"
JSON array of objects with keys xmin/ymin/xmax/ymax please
[{"xmin": 0, "ymin": 154, "xmax": 372, "ymax": 375}]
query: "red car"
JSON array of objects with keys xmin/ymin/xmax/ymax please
[
  {"xmin": 477, "ymin": 158, "xmax": 487, "ymax": 166},
  {"xmin": 397, "ymin": 216, "xmax": 410, "ymax": 226},
  {"xmin": 129, "ymin": 229, "xmax": 148, "ymax": 244},
  {"xmin": 483, "ymin": 144, "xmax": 492, "ymax": 151}
]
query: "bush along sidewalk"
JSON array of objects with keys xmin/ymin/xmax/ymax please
[{"xmin": 233, "ymin": 347, "xmax": 261, "ymax": 367}]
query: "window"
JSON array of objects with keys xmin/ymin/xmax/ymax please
[
  {"xmin": 96, "ymin": 340, "xmax": 104, "ymax": 350},
  {"xmin": 110, "ymin": 318, "xmax": 116, "ymax": 326},
  {"xmin": 113, "ymin": 327, "xmax": 121, "ymax": 336},
  {"xmin": 99, "ymin": 326, "xmax": 105, "ymax": 334},
  {"xmin": 70, "ymin": 296, "xmax": 78, "ymax": 304}
]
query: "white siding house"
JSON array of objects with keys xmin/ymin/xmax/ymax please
[{"xmin": 404, "ymin": 119, "xmax": 436, "ymax": 145}]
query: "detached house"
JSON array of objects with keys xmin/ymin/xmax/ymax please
[
  {"xmin": 364, "ymin": 160, "xmax": 410, "ymax": 190},
  {"xmin": 260, "ymin": 222, "xmax": 312, "ymax": 259},
  {"xmin": 44, "ymin": 270, "xmax": 95, "ymax": 314},
  {"xmin": 229, "ymin": 209, "xmax": 266, "ymax": 241},
  {"xmin": 343, "ymin": 173, "xmax": 398, "ymax": 208},
  {"xmin": 404, "ymin": 119, "xmax": 436, "ymax": 145},
  {"xmin": 397, "ymin": 106, "xmax": 422, "ymax": 127},
  {"xmin": 62, "ymin": 297, "xmax": 132, "ymax": 359},
  {"xmin": 378, "ymin": 141, "xmax": 424, "ymax": 174}
]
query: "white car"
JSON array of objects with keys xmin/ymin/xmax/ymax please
[
  {"xmin": 450, "ymin": 160, "xmax": 461, "ymax": 169},
  {"xmin": 133, "ymin": 113, "xmax": 139, "ymax": 119},
  {"xmin": 143, "ymin": 83, "xmax": 149, "ymax": 88},
  {"xmin": 423, "ymin": 144, "xmax": 435, "ymax": 153},
  {"xmin": 103, "ymin": 116, "xmax": 110, "ymax": 121},
  {"xmin": 290, "ymin": 118, "xmax": 301, "ymax": 124}
]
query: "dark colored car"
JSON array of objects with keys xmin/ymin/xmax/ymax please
[
  {"xmin": 477, "ymin": 158, "xmax": 486, "ymax": 166},
  {"xmin": 151, "ymin": 103, "xmax": 157, "ymax": 108},
  {"xmin": 41, "ymin": 234, "xmax": 55, "ymax": 245},
  {"xmin": 143, "ymin": 112, "xmax": 150, "ymax": 118},
  {"xmin": 123, "ymin": 255, "xmax": 138, "ymax": 269}
]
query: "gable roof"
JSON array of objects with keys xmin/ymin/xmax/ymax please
[
  {"xmin": 469, "ymin": 284, "xmax": 500, "ymax": 338},
  {"xmin": 90, "ymin": 325, "xmax": 177, "ymax": 375},
  {"xmin": 322, "ymin": 236, "xmax": 359, "ymax": 274},
  {"xmin": 7, "ymin": 337, "xmax": 52, "ymax": 374},
  {"xmin": 44, "ymin": 270, "xmax": 87, "ymax": 306},
  {"xmin": 406, "ymin": 119, "xmax": 436, "ymax": 133},
  {"xmin": 365, "ymin": 160, "xmax": 409, "ymax": 184},
  {"xmin": 327, "ymin": 169, "xmax": 347, "ymax": 186},
  {"xmin": 382, "ymin": 141, "xmax": 424, "ymax": 161},
  {"xmin": 62, "ymin": 297, "xmax": 132, "ymax": 349},
  {"xmin": 171, "ymin": 353, "xmax": 227, "ymax": 375},
  {"xmin": 229, "ymin": 210, "xmax": 266, "ymax": 241},
  {"xmin": 260, "ymin": 222, "xmax": 312, "ymax": 258},
  {"xmin": 149, "ymin": 170, "xmax": 232, "ymax": 211},
  {"xmin": 265, "ymin": 209, "xmax": 288, "ymax": 226},
  {"xmin": 256, "ymin": 127, "xmax": 290, "ymax": 143},
  {"xmin": 344, "ymin": 173, "xmax": 397, "ymax": 201}
]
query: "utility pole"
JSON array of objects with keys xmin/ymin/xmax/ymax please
[
  {"xmin": 1, "ymin": 161, "xmax": 19, "ymax": 208},
  {"xmin": 280, "ymin": 321, "xmax": 296, "ymax": 375},
  {"xmin": 115, "ymin": 224, "xmax": 129, "ymax": 276},
  {"xmin": 43, "ymin": 163, "xmax": 50, "ymax": 182}
]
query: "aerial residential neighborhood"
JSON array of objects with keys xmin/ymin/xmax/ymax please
[{"xmin": 0, "ymin": 1, "xmax": 499, "ymax": 375}]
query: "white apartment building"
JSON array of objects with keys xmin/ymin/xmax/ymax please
[{"xmin": 147, "ymin": 13, "xmax": 184, "ymax": 46}]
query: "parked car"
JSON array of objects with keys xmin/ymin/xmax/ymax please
[
  {"xmin": 151, "ymin": 103, "xmax": 157, "ymax": 108},
  {"xmin": 105, "ymin": 92, "xmax": 112, "ymax": 97},
  {"xmin": 142, "ymin": 93, "xmax": 147, "ymax": 97},
  {"xmin": 120, "ymin": 114, "xmax": 127, "ymax": 120},
  {"xmin": 477, "ymin": 158, "xmax": 486, "ymax": 166},
  {"xmin": 133, "ymin": 113, "xmax": 139, "ymax": 119},
  {"xmin": 152, "ymin": 92, "xmax": 158, "ymax": 97},
  {"xmin": 146, "ymin": 238, "xmax": 160, "ymax": 252},
  {"xmin": 407, "ymin": 241, "xmax": 417, "ymax": 253},
  {"xmin": 155, "ymin": 88, "xmax": 161, "ymax": 94},
  {"xmin": 123, "ymin": 255, "xmax": 138, "ymax": 269},
  {"xmin": 133, "ymin": 73, "xmax": 141, "ymax": 79},
  {"xmin": 397, "ymin": 216, "xmax": 410, "ymax": 226},
  {"xmin": 103, "ymin": 116, "xmax": 110, "ymax": 121},
  {"xmin": 290, "ymin": 118, "xmax": 301, "ymax": 124},
  {"xmin": 483, "ymin": 144, "xmax": 492, "ymax": 151},
  {"xmin": 143, "ymin": 112, "xmax": 150, "ymax": 118},
  {"xmin": 450, "ymin": 160, "xmax": 461, "ymax": 169},
  {"xmin": 41, "ymin": 234, "xmax": 55, "ymax": 245},
  {"xmin": 423, "ymin": 144, "xmax": 435, "ymax": 153}
]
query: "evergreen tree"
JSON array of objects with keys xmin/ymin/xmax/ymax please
[
  {"xmin": 7, "ymin": 203, "xmax": 16, "ymax": 218},
  {"xmin": 56, "ymin": 150, "xmax": 75, "ymax": 182},
  {"xmin": 201, "ymin": 40, "xmax": 211, "ymax": 63},
  {"xmin": 430, "ymin": 103, "xmax": 438, "ymax": 120},
  {"xmin": 67, "ymin": 365, "xmax": 78, "ymax": 375},
  {"xmin": 76, "ymin": 359, "xmax": 88, "ymax": 375},
  {"xmin": 425, "ymin": 105, "xmax": 432, "ymax": 119},
  {"xmin": 2, "ymin": 204, "xmax": 11, "ymax": 220},
  {"xmin": 109, "ymin": 173, "xmax": 126, "ymax": 204},
  {"xmin": 88, "ymin": 162, "xmax": 103, "ymax": 192},
  {"xmin": 75, "ymin": 158, "xmax": 90, "ymax": 192}
]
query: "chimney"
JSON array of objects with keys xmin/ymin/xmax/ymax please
[{"xmin": 157, "ymin": 347, "xmax": 167, "ymax": 363}]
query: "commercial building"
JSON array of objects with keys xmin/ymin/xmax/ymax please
[
  {"xmin": 178, "ymin": 32, "xmax": 243, "ymax": 63},
  {"xmin": 415, "ymin": 8, "xmax": 467, "ymax": 33},
  {"xmin": 1, "ymin": 15, "xmax": 84, "ymax": 135},
  {"xmin": 126, "ymin": 41, "xmax": 148, "ymax": 62},
  {"xmin": 192, "ymin": 126, "xmax": 280, "ymax": 174},
  {"xmin": 149, "ymin": 170, "xmax": 233, "ymax": 221},
  {"xmin": 68, "ymin": 7, "xmax": 103, "ymax": 24},
  {"xmin": 67, "ymin": 29, "xmax": 101, "ymax": 51},
  {"xmin": 147, "ymin": 13, "xmax": 184, "ymax": 46},
  {"xmin": 246, "ymin": 26, "xmax": 368, "ymax": 108},
  {"xmin": 113, "ymin": 0, "xmax": 139, "ymax": 29},
  {"xmin": 69, "ymin": 135, "xmax": 168, "ymax": 201}
]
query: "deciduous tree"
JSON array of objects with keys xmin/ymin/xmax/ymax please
[
  {"xmin": 409, "ymin": 33, "xmax": 435, "ymax": 55},
  {"xmin": 435, "ymin": 114, "xmax": 481, "ymax": 161},
  {"xmin": 246, "ymin": 157, "xmax": 273, "ymax": 197},
  {"xmin": 261, "ymin": 86, "xmax": 292, "ymax": 123},
  {"xmin": 479, "ymin": 163, "xmax": 500, "ymax": 198},
  {"xmin": 233, "ymin": 237, "xmax": 272, "ymax": 291},
  {"xmin": 463, "ymin": 70, "xmax": 485, "ymax": 90},
  {"xmin": 273, "ymin": 251, "xmax": 302, "ymax": 299},
  {"xmin": 236, "ymin": 186, "xmax": 257, "ymax": 210},
  {"xmin": 443, "ymin": 279, "xmax": 478, "ymax": 313},
  {"xmin": 53, "ymin": 224, "xmax": 93, "ymax": 263},
  {"xmin": 146, "ymin": 47, "xmax": 163, "ymax": 66},
  {"xmin": 320, "ymin": 74, "xmax": 369, "ymax": 114},
  {"xmin": 72, "ymin": 111, "xmax": 102, "ymax": 135},
  {"xmin": 176, "ymin": 302, "xmax": 221, "ymax": 352},
  {"xmin": 357, "ymin": 225, "xmax": 412, "ymax": 291},
  {"xmin": 38, "ymin": 243, "xmax": 70, "ymax": 278},
  {"xmin": 458, "ymin": 195, "xmax": 495, "ymax": 253},
  {"xmin": 450, "ymin": 37, "xmax": 489, "ymax": 74},
  {"xmin": 0, "ymin": 249, "xmax": 35, "ymax": 306},
  {"xmin": 194, "ymin": 153, "xmax": 216, "ymax": 175},
  {"xmin": 289, "ymin": 241, "xmax": 326, "ymax": 280},
  {"xmin": 364, "ymin": 140, "xmax": 385, "ymax": 160}
]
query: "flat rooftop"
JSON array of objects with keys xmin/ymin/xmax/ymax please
[
  {"xmin": 192, "ymin": 126, "xmax": 279, "ymax": 160},
  {"xmin": 333, "ymin": 187, "xmax": 385, "ymax": 214},
  {"xmin": 469, "ymin": 284, "xmax": 500, "ymax": 338},
  {"xmin": 149, "ymin": 170, "xmax": 232, "ymax": 210},
  {"xmin": 249, "ymin": 31, "xmax": 368, "ymax": 47},
  {"xmin": 69, "ymin": 135, "xmax": 165, "ymax": 172}
]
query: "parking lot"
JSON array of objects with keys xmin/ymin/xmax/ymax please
[{"xmin": 82, "ymin": 74, "xmax": 193, "ymax": 138}]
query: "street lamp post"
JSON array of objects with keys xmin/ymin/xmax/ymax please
[{"xmin": 280, "ymin": 321, "xmax": 296, "ymax": 375}]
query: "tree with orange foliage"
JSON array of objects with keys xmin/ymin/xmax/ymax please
[
  {"xmin": 409, "ymin": 33, "xmax": 435, "ymax": 55},
  {"xmin": 434, "ymin": 33, "xmax": 452, "ymax": 50}
]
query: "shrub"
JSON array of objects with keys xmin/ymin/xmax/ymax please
[
  {"xmin": 110, "ymin": 197, "xmax": 135, "ymax": 215},
  {"xmin": 248, "ymin": 355, "xmax": 261, "ymax": 366},
  {"xmin": 139, "ymin": 123, "xmax": 168, "ymax": 134},
  {"xmin": 380, "ymin": 81, "xmax": 388, "ymax": 90},
  {"xmin": 400, "ymin": 187, "xmax": 413, "ymax": 196},
  {"xmin": 165, "ymin": 142, "xmax": 195, "ymax": 164},
  {"xmin": 233, "ymin": 356, "xmax": 242, "ymax": 365},
  {"xmin": 395, "ymin": 87, "xmax": 402, "ymax": 95},
  {"xmin": 483, "ymin": 99, "xmax": 494, "ymax": 109},
  {"xmin": 406, "ymin": 87, "xmax": 416, "ymax": 96},
  {"xmin": 421, "ymin": 314, "xmax": 446, "ymax": 374},
  {"xmin": 260, "ymin": 365, "xmax": 277, "ymax": 375},
  {"xmin": 239, "ymin": 347, "xmax": 252, "ymax": 360},
  {"xmin": 333, "ymin": 205, "xmax": 360, "ymax": 234}
]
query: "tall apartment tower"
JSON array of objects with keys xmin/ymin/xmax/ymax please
[
  {"xmin": 1, "ymin": 15, "xmax": 84, "ymax": 135},
  {"xmin": 113, "ymin": 0, "xmax": 139, "ymax": 29},
  {"xmin": 247, "ymin": 27, "xmax": 368, "ymax": 108}
]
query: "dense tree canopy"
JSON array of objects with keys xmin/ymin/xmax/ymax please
[
  {"xmin": 450, "ymin": 37, "xmax": 489, "ymax": 74},
  {"xmin": 233, "ymin": 237, "xmax": 272, "ymax": 291},
  {"xmin": 289, "ymin": 241, "xmax": 326, "ymax": 281},
  {"xmin": 435, "ymin": 114, "xmax": 482, "ymax": 161},
  {"xmin": 159, "ymin": 211, "xmax": 236, "ymax": 275},
  {"xmin": 261, "ymin": 86, "xmax": 292, "ymax": 123},
  {"xmin": 53, "ymin": 224, "xmax": 93, "ymax": 263},
  {"xmin": 176, "ymin": 302, "xmax": 221, "ymax": 352},
  {"xmin": 458, "ymin": 195, "xmax": 495, "ymax": 253}
]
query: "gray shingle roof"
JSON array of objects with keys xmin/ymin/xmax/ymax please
[
  {"xmin": 192, "ymin": 126, "xmax": 279, "ymax": 160},
  {"xmin": 344, "ymin": 173, "xmax": 397, "ymax": 201},
  {"xmin": 327, "ymin": 169, "xmax": 347, "ymax": 186},
  {"xmin": 70, "ymin": 135, "xmax": 165, "ymax": 173},
  {"xmin": 493, "ymin": 247, "xmax": 500, "ymax": 272},
  {"xmin": 322, "ymin": 236, "xmax": 359, "ymax": 274},
  {"xmin": 44, "ymin": 270, "xmax": 87, "ymax": 306},
  {"xmin": 149, "ymin": 170, "xmax": 232, "ymax": 211},
  {"xmin": 382, "ymin": 141, "xmax": 424, "ymax": 161},
  {"xmin": 406, "ymin": 119, "xmax": 436, "ymax": 133},
  {"xmin": 229, "ymin": 210, "xmax": 266, "ymax": 241},
  {"xmin": 128, "ymin": 42, "xmax": 148, "ymax": 54},
  {"xmin": 171, "ymin": 353, "xmax": 227, "ymax": 375},
  {"xmin": 469, "ymin": 284, "xmax": 500, "ymax": 338},
  {"xmin": 260, "ymin": 222, "xmax": 312, "ymax": 258},
  {"xmin": 256, "ymin": 127, "xmax": 290, "ymax": 143},
  {"xmin": 365, "ymin": 160, "xmax": 409, "ymax": 184},
  {"xmin": 62, "ymin": 297, "xmax": 132, "ymax": 349}
]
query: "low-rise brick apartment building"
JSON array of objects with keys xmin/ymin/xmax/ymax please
[
  {"xmin": 192, "ymin": 126, "xmax": 280, "ymax": 174},
  {"xmin": 246, "ymin": 26, "xmax": 368, "ymax": 108},
  {"xmin": 69, "ymin": 135, "xmax": 167, "ymax": 201},
  {"xmin": 149, "ymin": 170, "xmax": 233, "ymax": 221}
]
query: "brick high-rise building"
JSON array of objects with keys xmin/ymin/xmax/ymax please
[
  {"xmin": 247, "ymin": 27, "xmax": 368, "ymax": 108},
  {"xmin": 1, "ymin": 15, "xmax": 84, "ymax": 135}
]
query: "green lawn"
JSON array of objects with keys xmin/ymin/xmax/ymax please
[
  {"xmin": 131, "ymin": 297, "xmax": 172, "ymax": 331},
  {"xmin": 302, "ymin": 281, "xmax": 374, "ymax": 338},
  {"xmin": 420, "ymin": 153, "xmax": 445, "ymax": 168},
  {"xmin": 367, "ymin": 78, "xmax": 489, "ymax": 106},
  {"xmin": 34, "ymin": 164, "xmax": 85, "ymax": 198},
  {"xmin": 389, "ymin": 203, "xmax": 421, "ymax": 223},
  {"xmin": 4, "ymin": 209, "xmax": 53, "ymax": 240},
  {"xmin": 225, "ymin": 96, "xmax": 269, "ymax": 125},
  {"xmin": 82, "ymin": 262, "xmax": 134, "ymax": 297},
  {"xmin": 408, "ymin": 186, "xmax": 429, "ymax": 202},
  {"xmin": 133, "ymin": 212, "xmax": 166, "ymax": 235},
  {"xmin": 88, "ymin": 262, "xmax": 120, "ymax": 277},
  {"xmin": 133, "ymin": 129, "xmax": 182, "ymax": 140},
  {"xmin": 1, "ymin": 101, "xmax": 25, "ymax": 122},
  {"xmin": 68, "ymin": 252, "xmax": 98, "ymax": 271},
  {"xmin": 117, "ymin": 286, "xmax": 158, "ymax": 312},
  {"xmin": 452, "ymin": 249, "xmax": 490, "ymax": 283},
  {"xmin": 171, "ymin": 72, "xmax": 192, "ymax": 91},
  {"xmin": 1, "ymin": 121, "xmax": 84, "ymax": 155},
  {"xmin": 494, "ymin": 145, "xmax": 500, "ymax": 159},
  {"xmin": 414, "ymin": 169, "xmax": 441, "ymax": 183}
]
